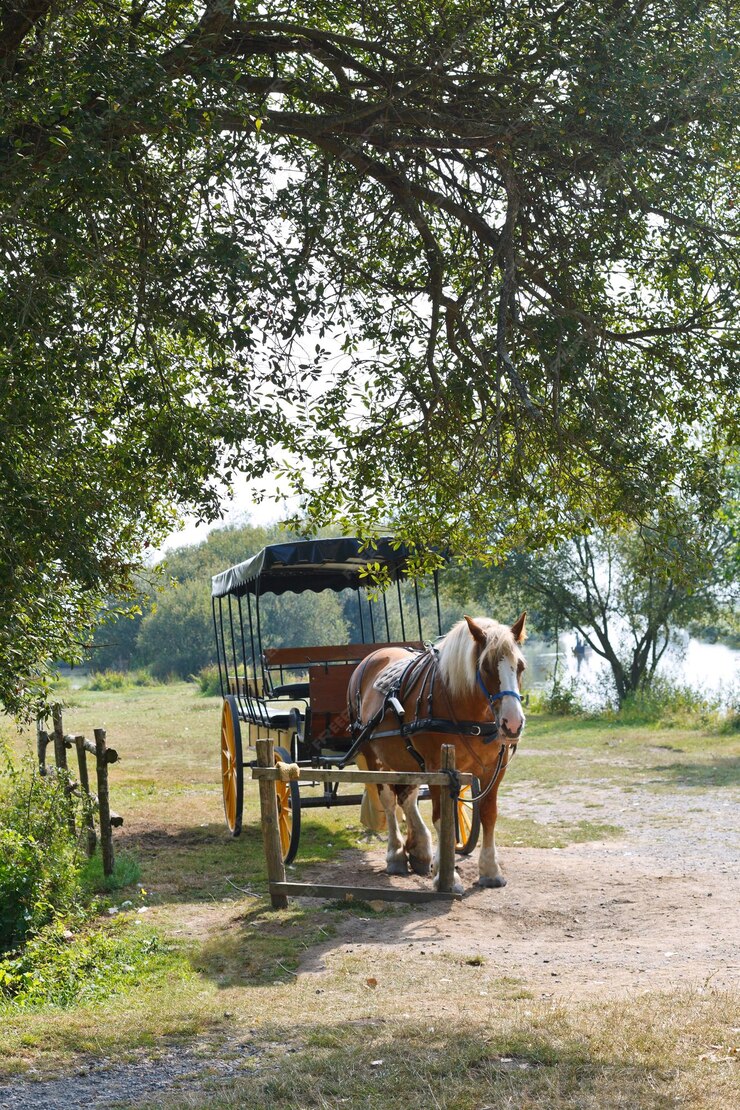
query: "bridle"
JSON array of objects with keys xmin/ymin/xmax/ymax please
[{"xmin": 476, "ymin": 670, "xmax": 523, "ymax": 714}]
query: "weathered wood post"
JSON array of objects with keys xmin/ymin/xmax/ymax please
[
  {"xmin": 94, "ymin": 728, "xmax": 115, "ymax": 877},
  {"xmin": 437, "ymin": 744, "xmax": 457, "ymax": 894},
  {"xmin": 52, "ymin": 704, "xmax": 67, "ymax": 772},
  {"xmin": 52, "ymin": 704, "xmax": 76, "ymax": 837},
  {"xmin": 74, "ymin": 734, "xmax": 97, "ymax": 857},
  {"xmin": 255, "ymin": 738, "xmax": 288, "ymax": 909}
]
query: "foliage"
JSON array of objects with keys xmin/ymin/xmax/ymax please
[
  {"xmin": 87, "ymin": 669, "xmax": 162, "ymax": 691},
  {"xmin": 0, "ymin": 920, "xmax": 178, "ymax": 1009},
  {"xmin": 136, "ymin": 579, "xmax": 218, "ymax": 679},
  {"xmin": 603, "ymin": 677, "xmax": 723, "ymax": 729},
  {"xmin": 0, "ymin": 751, "xmax": 81, "ymax": 952},
  {"xmin": 2, "ymin": 2, "xmax": 739, "ymax": 716},
  {"xmin": 542, "ymin": 677, "xmax": 585, "ymax": 717},
  {"xmin": 497, "ymin": 501, "xmax": 738, "ymax": 705},
  {"xmin": 196, "ymin": 664, "xmax": 222, "ymax": 697}
]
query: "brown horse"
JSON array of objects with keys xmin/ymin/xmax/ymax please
[{"xmin": 347, "ymin": 614, "xmax": 527, "ymax": 893}]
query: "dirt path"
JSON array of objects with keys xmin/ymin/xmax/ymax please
[{"xmin": 297, "ymin": 777, "xmax": 739, "ymax": 999}]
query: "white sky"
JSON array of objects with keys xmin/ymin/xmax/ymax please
[{"xmin": 157, "ymin": 471, "xmax": 298, "ymax": 555}]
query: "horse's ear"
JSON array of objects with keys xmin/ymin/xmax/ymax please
[
  {"xmin": 464, "ymin": 615, "xmax": 488, "ymax": 646},
  {"xmin": 511, "ymin": 611, "xmax": 527, "ymax": 643}
]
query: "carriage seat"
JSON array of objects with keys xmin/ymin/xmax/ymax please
[
  {"xmin": 263, "ymin": 642, "xmax": 422, "ymax": 668},
  {"xmin": 236, "ymin": 701, "xmax": 299, "ymax": 732}
]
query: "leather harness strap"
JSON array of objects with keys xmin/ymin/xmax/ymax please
[{"xmin": 347, "ymin": 645, "xmax": 519, "ymax": 778}]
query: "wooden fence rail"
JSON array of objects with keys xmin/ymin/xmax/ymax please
[
  {"xmin": 37, "ymin": 705, "xmax": 122, "ymax": 877},
  {"xmin": 253, "ymin": 738, "xmax": 461, "ymax": 909}
]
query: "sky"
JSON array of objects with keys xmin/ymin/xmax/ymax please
[{"xmin": 157, "ymin": 471, "xmax": 297, "ymax": 555}]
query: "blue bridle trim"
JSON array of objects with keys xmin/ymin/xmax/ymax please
[{"xmin": 477, "ymin": 670, "xmax": 522, "ymax": 711}]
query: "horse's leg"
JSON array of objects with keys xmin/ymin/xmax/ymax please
[
  {"xmin": 429, "ymin": 786, "xmax": 464, "ymax": 894},
  {"xmin": 378, "ymin": 783, "xmax": 408, "ymax": 874},
  {"xmin": 397, "ymin": 786, "xmax": 433, "ymax": 876},
  {"xmin": 476, "ymin": 764, "xmax": 508, "ymax": 888}
]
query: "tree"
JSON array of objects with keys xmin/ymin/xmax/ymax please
[
  {"xmin": 2, "ymin": 1, "xmax": 739, "ymax": 714},
  {"xmin": 500, "ymin": 507, "xmax": 738, "ymax": 705}
]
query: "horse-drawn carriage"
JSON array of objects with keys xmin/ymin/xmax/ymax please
[{"xmin": 211, "ymin": 537, "xmax": 482, "ymax": 864}]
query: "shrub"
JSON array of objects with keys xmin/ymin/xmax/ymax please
[
  {"xmin": 0, "ymin": 920, "xmax": 178, "ymax": 1009},
  {"xmin": 614, "ymin": 677, "xmax": 721, "ymax": 728},
  {"xmin": 0, "ymin": 753, "xmax": 81, "ymax": 952},
  {"xmin": 87, "ymin": 669, "xmax": 128, "ymax": 690},
  {"xmin": 195, "ymin": 663, "xmax": 222, "ymax": 697},
  {"xmin": 544, "ymin": 676, "xmax": 584, "ymax": 716},
  {"xmin": 87, "ymin": 668, "xmax": 161, "ymax": 691}
]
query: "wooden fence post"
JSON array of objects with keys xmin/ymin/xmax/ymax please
[
  {"xmin": 52, "ymin": 704, "xmax": 76, "ymax": 838},
  {"xmin": 437, "ymin": 744, "xmax": 457, "ymax": 894},
  {"xmin": 94, "ymin": 728, "xmax": 115, "ymax": 877},
  {"xmin": 74, "ymin": 735, "xmax": 97, "ymax": 857},
  {"xmin": 255, "ymin": 738, "xmax": 288, "ymax": 909},
  {"xmin": 52, "ymin": 704, "xmax": 67, "ymax": 772}
]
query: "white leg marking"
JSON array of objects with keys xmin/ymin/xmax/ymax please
[
  {"xmin": 477, "ymin": 814, "xmax": 506, "ymax": 888},
  {"xmin": 379, "ymin": 784, "xmax": 407, "ymax": 874},
  {"xmin": 399, "ymin": 788, "xmax": 433, "ymax": 875}
]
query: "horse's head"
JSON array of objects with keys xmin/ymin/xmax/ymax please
[{"xmin": 464, "ymin": 613, "xmax": 527, "ymax": 739}]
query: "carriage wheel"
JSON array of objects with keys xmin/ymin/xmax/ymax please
[
  {"xmin": 455, "ymin": 776, "xmax": 481, "ymax": 855},
  {"xmin": 221, "ymin": 696, "xmax": 244, "ymax": 837},
  {"xmin": 274, "ymin": 745, "xmax": 301, "ymax": 865}
]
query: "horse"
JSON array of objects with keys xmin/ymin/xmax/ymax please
[{"xmin": 347, "ymin": 613, "xmax": 527, "ymax": 893}]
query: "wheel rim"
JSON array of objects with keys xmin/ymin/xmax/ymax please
[
  {"xmin": 455, "ymin": 776, "xmax": 481, "ymax": 855},
  {"xmin": 221, "ymin": 701, "xmax": 240, "ymax": 832},
  {"xmin": 275, "ymin": 778, "xmax": 293, "ymax": 858},
  {"xmin": 456, "ymin": 783, "xmax": 474, "ymax": 848}
]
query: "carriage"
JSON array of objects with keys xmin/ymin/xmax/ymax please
[{"xmin": 211, "ymin": 537, "xmax": 481, "ymax": 863}]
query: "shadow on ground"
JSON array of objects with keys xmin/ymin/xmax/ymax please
[{"xmin": 652, "ymin": 755, "xmax": 740, "ymax": 788}]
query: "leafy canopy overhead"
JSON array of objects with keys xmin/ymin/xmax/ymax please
[{"xmin": 1, "ymin": 0, "xmax": 739, "ymax": 712}]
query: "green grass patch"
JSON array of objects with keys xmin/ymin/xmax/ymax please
[
  {"xmin": 80, "ymin": 850, "xmax": 141, "ymax": 894},
  {"xmin": 497, "ymin": 816, "xmax": 623, "ymax": 849},
  {"xmin": 0, "ymin": 919, "xmax": 183, "ymax": 1010}
]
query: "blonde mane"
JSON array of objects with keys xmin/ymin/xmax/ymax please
[{"xmin": 437, "ymin": 617, "xmax": 523, "ymax": 699}]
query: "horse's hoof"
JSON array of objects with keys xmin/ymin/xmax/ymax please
[
  {"xmin": 386, "ymin": 857, "xmax": 409, "ymax": 876},
  {"xmin": 476, "ymin": 874, "xmax": 507, "ymax": 889},
  {"xmin": 408, "ymin": 855, "xmax": 432, "ymax": 876}
]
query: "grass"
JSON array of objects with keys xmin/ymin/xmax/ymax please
[
  {"xmin": 131, "ymin": 988, "xmax": 738, "ymax": 1110},
  {"xmin": 0, "ymin": 682, "xmax": 738, "ymax": 1106}
]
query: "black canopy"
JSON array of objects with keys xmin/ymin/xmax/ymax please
[{"xmin": 211, "ymin": 537, "xmax": 427, "ymax": 598}]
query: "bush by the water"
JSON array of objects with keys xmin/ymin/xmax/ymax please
[
  {"xmin": 0, "ymin": 751, "xmax": 82, "ymax": 953},
  {"xmin": 606, "ymin": 677, "xmax": 723, "ymax": 728}
]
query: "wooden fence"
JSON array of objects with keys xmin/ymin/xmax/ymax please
[
  {"xmin": 252, "ymin": 738, "xmax": 469, "ymax": 908},
  {"xmin": 37, "ymin": 704, "xmax": 122, "ymax": 877}
]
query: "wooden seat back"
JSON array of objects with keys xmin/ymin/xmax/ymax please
[
  {"xmin": 229, "ymin": 675, "xmax": 264, "ymax": 698},
  {"xmin": 264, "ymin": 641, "xmax": 422, "ymax": 669},
  {"xmin": 307, "ymin": 664, "xmax": 355, "ymax": 746}
]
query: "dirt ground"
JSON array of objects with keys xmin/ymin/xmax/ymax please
[{"xmin": 294, "ymin": 777, "xmax": 740, "ymax": 999}]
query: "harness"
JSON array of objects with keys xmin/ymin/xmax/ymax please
[{"xmin": 346, "ymin": 646, "xmax": 522, "ymax": 803}]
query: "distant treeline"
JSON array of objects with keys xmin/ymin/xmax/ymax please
[{"xmin": 87, "ymin": 524, "xmax": 503, "ymax": 678}]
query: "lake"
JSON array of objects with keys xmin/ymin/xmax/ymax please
[{"xmin": 523, "ymin": 632, "xmax": 740, "ymax": 706}]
